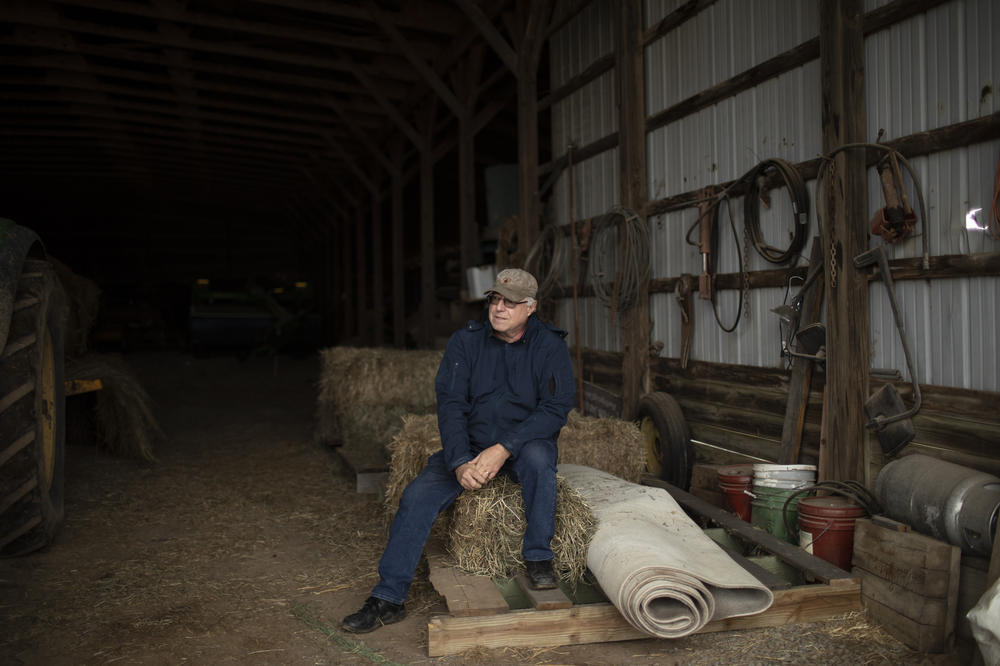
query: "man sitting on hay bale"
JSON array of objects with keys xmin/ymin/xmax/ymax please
[{"xmin": 343, "ymin": 268, "xmax": 576, "ymax": 634}]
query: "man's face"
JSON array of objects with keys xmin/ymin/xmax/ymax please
[{"xmin": 488, "ymin": 293, "xmax": 534, "ymax": 341}]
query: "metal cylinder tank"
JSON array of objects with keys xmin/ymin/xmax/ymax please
[{"xmin": 875, "ymin": 454, "xmax": 1000, "ymax": 556}]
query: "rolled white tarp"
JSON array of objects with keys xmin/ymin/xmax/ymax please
[{"xmin": 559, "ymin": 464, "xmax": 773, "ymax": 638}]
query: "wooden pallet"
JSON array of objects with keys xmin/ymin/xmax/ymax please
[{"xmin": 425, "ymin": 479, "xmax": 861, "ymax": 657}]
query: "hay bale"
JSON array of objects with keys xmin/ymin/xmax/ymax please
[
  {"xmin": 66, "ymin": 354, "xmax": 163, "ymax": 461},
  {"xmin": 558, "ymin": 409, "xmax": 645, "ymax": 483},
  {"xmin": 383, "ymin": 413, "xmax": 440, "ymax": 513},
  {"xmin": 448, "ymin": 476, "xmax": 596, "ymax": 583},
  {"xmin": 314, "ymin": 347, "xmax": 442, "ymax": 453}
]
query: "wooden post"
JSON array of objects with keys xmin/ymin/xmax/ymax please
[
  {"xmin": 820, "ymin": 0, "xmax": 868, "ymax": 483},
  {"xmin": 454, "ymin": 46, "xmax": 484, "ymax": 294},
  {"xmin": 339, "ymin": 216, "xmax": 354, "ymax": 341},
  {"xmin": 392, "ymin": 140, "xmax": 405, "ymax": 347},
  {"xmin": 420, "ymin": 103, "xmax": 437, "ymax": 348},
  {"xmin": 355, "ymin": 205, "xmax": 367, "ymax": 342},
  {"xmin": 371, "ymin": 184, "xmax": 384, "ymax": 346},
  {"xmin": 617, "ymin": 0, "xmax": 649, "ymax": 418}
]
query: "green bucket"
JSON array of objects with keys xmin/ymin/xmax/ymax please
[{"xmin": 750, "ymin": 484, "xmax": 802, "ymax": 543}]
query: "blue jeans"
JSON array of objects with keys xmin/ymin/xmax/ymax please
[{"xmin": 370, "ymin": 440, "xmax": 558, "ymax": 605}]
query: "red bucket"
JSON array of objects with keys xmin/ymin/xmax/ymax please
[
  {"xmin": 717, "ymin": 464, "xmax": 755, "ymax": 522},
  {"xmin": 797, "ymin": 496, "xmax": 867, "ymax": 571}
]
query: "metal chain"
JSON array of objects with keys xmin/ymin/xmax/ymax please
[{"xmin": 827, "ymin": 159, "xmax": 839, "ymax": 289}]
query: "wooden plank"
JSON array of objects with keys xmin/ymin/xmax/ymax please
[
  {"xmin": 778, "ymin": 240, "xmax": 825, "ymax": 464},
  {"xmin": 860, "ymin": 593, "xmax": 950, "ymax": 653},
  {"xmin": 513, "ymin": 574, "xmax": 573, "ymax": 610},
  {"xmin": 643, "ymin": 477, "xmax": 855, "ymax": 583},
  {"xmin": 853, "ymin": 567, "xmax": 950, "ymax": 626},
  {"xmin": 426, "ymin": 547, "xmax": 509, "ymax": 618},
  {"xmin": 853, "ymin": 519, "xmax": 957, "ymax": 578},
  {"xmin": 64, "ymin": 378, "xmax": 102, "ymax": 395},
  {"xmin": 427, "ymin": 582, "xmax": 860, "ymax": 656}
]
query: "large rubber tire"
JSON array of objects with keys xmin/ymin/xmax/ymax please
[
  {"xmin": 637, "ymin": 392, "xmax": 692, "ymax": 490},
  {"xmin": 0, "ymin": 259, "xmax": 67, "ymax": 556}
]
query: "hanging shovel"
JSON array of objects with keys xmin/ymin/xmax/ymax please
[{"xmin": 853, "ymin": 246, "xmax": 922, "ymax": 457}]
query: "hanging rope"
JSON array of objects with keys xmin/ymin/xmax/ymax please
[
  {"xmin": 587, "ymin": 205, "xmax": 649, "ymax": 322},
  {"xmin": 742, "ymin": 158, "xmax": 810, "ymax": 265},
  {"xmin": 523, "ymin": 223, "xmax": 567, "ymax": 301}
]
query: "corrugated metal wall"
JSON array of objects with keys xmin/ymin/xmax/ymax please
[
  {"xmin": 864, "ymin": 0, "xmax": 1000, "ymax": 391},
  {"xmin": 549, "ymin": 0, "xmax": 620, "ymax": 352},
  {"xmin": 549, "ymin": 0, "xmax": 999, "ymax": 392}
]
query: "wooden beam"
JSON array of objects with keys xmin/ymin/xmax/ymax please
[
  {"xmin": 427, "ymin": 582, "xmax": 860, "ymax": 656},
  {"xmin": 777, "ymin": 240, "xmax": 825, "ymax": 464},
  {"xmin": 645, "ymin": 0, "xmax": 951, "ymax": 136},
  {"xmin": 365, "ymin": 2, "xmax": 464, "ymax": 118},
  {"xmin": 643, "ymin": 477, "xmax": 856, "ymax": 583},
  {"xmin": 617, "ymin": 0, "xmax": 649, "ymax": 419},
  {"xmin": 419, "ymin": 104, "xmax": 437, "ymax": 347},
  {"xmin": 642, "ymin": 0, "xmax": 716, "ymax": 45},
  {"xmin": 340, "ymin": 53, "xmax": 425, "ymax": 149},
  {"xmin": 454, "ymin": 0, "xmax": 518, "ymax": 73},
  {"xmin": 391, "ymin": 142, "xmax": 406, "ymax": 347},
  {"xmin": 539, "ymin": 53, "xmax": 614, "ymax": 111},
  {"xmin": 0, "ymin": 3, "xmax": 416, "ymax": 83},
  {"xmin": 371, "ymin": 185, "xmax": 385, "ymax": 347},
  {"xmin": 820, "ymin": 0, "xmax": 868, "ymax": 484}
]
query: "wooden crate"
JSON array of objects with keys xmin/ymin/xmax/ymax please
[
  {"xmin": 852, "ymin": 518, "xmax": 961, "ymax": 653},
  {"xmin": 425, "ymin": 479, "xmax": 862, "ymax": 657}
]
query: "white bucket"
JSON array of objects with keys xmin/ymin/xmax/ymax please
[
  {"xmin": 752, "ymin": 464, "xmax": 817, "ymax": 483},
  {"xmin": 752, "ymin": 477, "xmax": 813, "ymax": 490}
]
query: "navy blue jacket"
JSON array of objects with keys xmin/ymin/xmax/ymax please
[{"xmin": 434, "ymin": 314, "xmax": 576, "ymax": 472}]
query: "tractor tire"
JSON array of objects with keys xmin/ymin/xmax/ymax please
[
  {"xmin": 0, "ymin": 259, "xmax": 67, "ymax": 556},
  {"xmin": 637, "ymin": 391, "xmax": 692, "ymax": 490}
]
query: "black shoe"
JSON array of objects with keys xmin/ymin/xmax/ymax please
[
  {"xmin": 341, "ymin": 596, "xmax": 406, "ymax": 633},
  {"xmin": 525, "ymin": 560, "xmax": 558, "ymax": 590}
]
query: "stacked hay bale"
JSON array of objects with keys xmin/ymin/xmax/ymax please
[
  {"xmin": 557, "ymin": 409, "xmax": 646, "ymax": 483},
  {"xmin": 385, "ymin": 409, "xmax": 643, "ymax": 583},
  {"xmin": 315, "ymin": 347, "xmax": 442, "ymax": 466}
]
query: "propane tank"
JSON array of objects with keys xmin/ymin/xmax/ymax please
[{"xmin": 875, "ymin": 454, "xmax": 1000, "ymax": 556}]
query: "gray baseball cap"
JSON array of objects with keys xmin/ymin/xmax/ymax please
[{"xmin": 486, "ymin": 268, "xmax": 538, "ymax": 301}]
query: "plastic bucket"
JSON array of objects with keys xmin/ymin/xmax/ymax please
[
  {"xmin": 718, "ymin": 465, "xmax": 755, "ymax": 522},
  {"xmin": 797, "ymin": 497, "xmax": 867, "ymax": 571},
  {"xmin": 750, "ymin": 485, "xmax": 803, "ymax": 543},
  {"xmin": 752, "ymin": 464, "xmax": 817, "ymax": 483}
]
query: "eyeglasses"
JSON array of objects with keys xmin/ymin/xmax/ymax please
[{"xmin": 487, "ymin": 293, "xmax": 527, "ymax": 308}]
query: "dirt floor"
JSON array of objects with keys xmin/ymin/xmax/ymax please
[{"xmin": 0, "ymin": 351, "xmax": 972, "ymax": 665}]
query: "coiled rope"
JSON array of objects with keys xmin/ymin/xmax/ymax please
[
  {"xmin": 523, "ymin": 223, "xmax": 567, "ymax": 301},
  {"xmin": 742, "ymin": 157, "xmax": 810, "ymax": 265},
  {"xmin": 588, "ymin": 205, "xmax": 649, "ymax": 321}
]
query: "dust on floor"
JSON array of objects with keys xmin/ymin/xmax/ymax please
[{"xmin": 0, "ymin": 352, "xmax": 968, "ymax": 665}]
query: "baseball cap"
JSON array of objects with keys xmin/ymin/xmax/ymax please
[{"xmin": 486, "ymin": 268, "xmax": 538, "ymax": 302}]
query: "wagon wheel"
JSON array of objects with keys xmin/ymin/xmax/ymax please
[
  {"xmin": 0, "ymin": 259, "xmax": 67, "ymax": 556},
  {"xmin": 637, "ymin": 392, "xmax": 692, "ymax": 489}
]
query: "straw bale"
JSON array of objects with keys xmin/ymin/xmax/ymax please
[
  {"xmin": 314, "ymin": 347, "xmax": 442, "ymax": 449},
  {"xmin": 66, "ymin": 354, "xmax": 163, "ymax": 461},
  {"xmin": 383, "ymin": 413, "xmax": 441, "ymax": 513},
  {"xmin": 51, "ymin": 257, "xmax": 101, "ymax": 358},
  {"xmin": 557, "ymin": 409, "xmax": 645, "ymax": 483},
  {"xmin": 448, "ymin": 476, "xmax": 596, "ymax": 583}
]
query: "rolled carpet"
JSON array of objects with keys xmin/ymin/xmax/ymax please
[{"xmin": 559, "ymin": 464, "xmax": 773, "ymax": 638}]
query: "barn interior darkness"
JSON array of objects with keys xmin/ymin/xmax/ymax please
[{"xmin": 0, "ymin": 0, "xmax": 552, "ymax": 351}]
